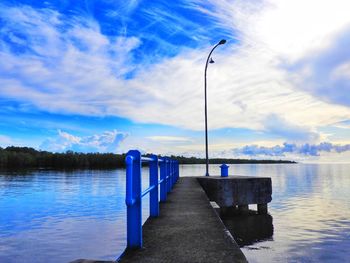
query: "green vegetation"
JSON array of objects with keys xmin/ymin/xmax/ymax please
[
  {"xmin": 0, "ymin": 146, "xmax": 125, "ymax": 169},
  {"xmin": 172, "ymin": 156, "xmax": 296, "ymax": 164},
  {"xmin": 0, "ymin": 146, "xmax": 295, "ymax": 169}
]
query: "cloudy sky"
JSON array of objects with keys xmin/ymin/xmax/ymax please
[{"xmin": 1, "ymin": 0, "xmax": 350, "ymax": 162}]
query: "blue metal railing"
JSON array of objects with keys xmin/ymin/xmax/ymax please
[{"xmin": 125, "ymin": 150, "xmax": 179, "ymax": 249}]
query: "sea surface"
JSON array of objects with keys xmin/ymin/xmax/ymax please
[{"xmin": 0, "ymin": 164, "xmax": 349, "ymax": 262}]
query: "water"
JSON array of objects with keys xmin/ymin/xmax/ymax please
[
  {"xmin": 186, "ymin": 164, "xmax": 350, "ymax": 263},
  {"xmin": 1, "ymin": 164, "xmax": 350, "ymax": 262},
  {"xmin": 0, "ymin": 169, "xmax": 150, "ymax": 263}
]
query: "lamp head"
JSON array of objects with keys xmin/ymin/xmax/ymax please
[
  {"xmin": 209, "ymin": 58, "xmax": 215, "ymax": 64},
  {"xmin": 218, "ymin": 39, "xmax": 226, "ymax": 45}
]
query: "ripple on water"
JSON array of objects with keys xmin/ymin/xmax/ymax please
[{"xmin": 1, "ymin": 164, "xmax": 350, "ymax": 263}]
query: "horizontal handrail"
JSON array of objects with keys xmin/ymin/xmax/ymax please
[
  {"xmin": 141, "ymin": 184, "xmax": 156, "ymax": 198},
  {"xmin": 158, "ymin": 178, "xmax": 165, "ymax": 184},
  {"xmin": 142, "ymin": 156, "xmax": 166, "ymax": 163},
  {"xmin": 141, "ymin": 156, "xmax": 154, "ymax": 162},
  {"xmin": 125, "ymin": 150, "xmax": 179, "ymax": 249}
]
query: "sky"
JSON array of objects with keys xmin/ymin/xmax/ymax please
[{"xmin": 0, "ymin": 0, "xmax": 350, "ymax": 162}]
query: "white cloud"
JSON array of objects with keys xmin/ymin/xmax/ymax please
[
  {"xmin": 334, "ymin": 123, "xmax": 350, "ymax": 130},
  {"xmin": 193, "ymin": 0, "xmax": 350, "ymax": 62},
  {"xmin": 0, "ymin": 4, "xmax": 141, "ymax": 116},
  {"xmin": 40, "ymin": 130, "xmax": 128, "ymax": 153},
  {"xmin": 146, "ymin": 136, "xmax": 191, "ymax": 142},
  {"xmin": 331, "ymin": 62, "xmax": 350, "ymax": 81},
  {"xmin": 123, "ymin": 41, "xmax": 350, "ymax": 133},
  {"xmin": 263, "ymin": 114, "xmax": 320, "ymax": 142},
  {"xmin": 1, "ymin": 2, "xmax": 350, "ymax": 145},
  {"xmin": 191, "ymin": 0, "xmax": 350, "ymax": 107},
  {"xmin": 287, "ymin": 28, "xmax": 350, "ymax": 107},
  {"xmin": 230, "ymin": 142, "xmax": 350, "ymax": 158}
]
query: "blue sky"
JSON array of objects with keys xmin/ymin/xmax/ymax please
[{"xmin": 1, "ymin": 0, "xmax": 350, "ymax": 162}]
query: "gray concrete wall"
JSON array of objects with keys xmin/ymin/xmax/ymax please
[{"xmin": 197, "ymin": 176, "xmax": 272, "ymax": 207}]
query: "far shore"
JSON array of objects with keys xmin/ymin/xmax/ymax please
[{"xmin": 0, "ymin": 146, "xmax": 296, "ymax": 170}]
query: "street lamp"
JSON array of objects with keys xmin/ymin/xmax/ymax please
[{"xmin": 204, "ymin": 39, "xmax": 226, "ymax": 176}]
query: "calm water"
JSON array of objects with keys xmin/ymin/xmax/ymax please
[{"xmin": 0, "ymin": 164, "xmax": 350, "ymax": 262}]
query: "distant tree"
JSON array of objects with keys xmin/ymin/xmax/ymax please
[{"xmin": 0, "ymin": 146, "xmax": 295, "ymax": 170}]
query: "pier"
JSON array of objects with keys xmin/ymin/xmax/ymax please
[
  {"xmin": 73, "ymin": 151, "xmax": 272, "ymax": 263},
  {"xmin": 198, "ymin": 176, "xmax": 272, "ymax": 215},
  {"xmin": 119, "ymin": 177, "xmax": 247, "ymax": 263}
]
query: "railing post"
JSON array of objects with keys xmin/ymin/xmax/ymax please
[
  {"xmin": 149, "ymin": 154, "xmax": 159, "ymax": 217},
  {"xmin": 125, "ymin": 150, "xmax": 142, "ymax": 249},
  {"xmin": 169, "ymin": 159, "xmax": 172, "ymax": 190},
  {"xmin": 160, "ymin": 158, "xmax": 167, "ymax": 202},
  {"xmin": 172, "ymin": 160, "xmax": 176, "ymax": 186},
  {"xmin": 170, "ymin": 159, "xmax": 174, "ymax": 189},
  {"xmin": 167, "ymin": 158, "xmax": 171, "ymax": 193},
  {"xmin": 171, "ymin": 160, "xmax": 174, "ymax": 188},
  {"xmin": 176, "ymin": 160, "xmax": 179, "ymax": 181}
]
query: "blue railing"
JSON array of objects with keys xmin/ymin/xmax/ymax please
[{"xmin": 125, "ymin": 150, "xmax": 179, "ymax": 249}]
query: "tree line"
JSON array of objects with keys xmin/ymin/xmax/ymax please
[
  {"xmin": 171, "ymin": 156, "xmax": 295, "ymax": 164},
  {"xmin": 0, "ymin": 146, "xmax": 125, "ymax": 169},
  {"xmin": 0, "ymin": 146, "xmax": 295, "ymax": 169}
]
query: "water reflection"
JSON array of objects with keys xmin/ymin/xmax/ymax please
[
  {"xmin": 221, "ymin": 210, "xmax": 274, "ymax": 247},
  {"xmin": 182, "ymin": 163, "xmax": 350, "ymax": 262},
  {"xmin": 0, "ymin": 168, "xmax": 151, "ymax": 263},
  {"xmin": 1, "ymin": 164, "xmax": 350, "ymax": 263}
]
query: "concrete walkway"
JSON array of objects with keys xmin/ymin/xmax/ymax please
[{"xmin": 118, "ymin": 177, "xmax": 247, "ymax": 263}]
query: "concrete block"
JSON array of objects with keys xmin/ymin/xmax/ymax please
[{"xmin": 197, "ymin": 176, "xmax": 272, "ymax": 208}]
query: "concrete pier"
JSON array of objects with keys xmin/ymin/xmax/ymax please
[
  {"xmin": 73, "ymin": 175, "xmax": 273, "ymax": 263},
  {"xmin": 118, "ymin": 177, "xmax": 247, "ymax": 263},
  {"xmin": 197, "ymin": 176, "xmax": 272, "ymax": 215}
]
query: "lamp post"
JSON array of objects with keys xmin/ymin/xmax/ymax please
[{"xmin": 204, "ymin": 39, "xmax": 226, "ymax": 176}]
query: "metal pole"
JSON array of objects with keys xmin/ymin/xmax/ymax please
[
  {"xmin": 149, "ymin": 154, "xmax": 159, "ymax": 217},
  {"xmin": 204, "ymin": 39, "xmax": 226, "ymax": 176},
  {"xmin": 125, "ymin": 150, "xmax": 142, "ymax": 248},
  {"xmin": 160, "ymin": 158, "xmax": 167, "ymax": 202}
]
